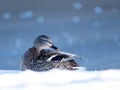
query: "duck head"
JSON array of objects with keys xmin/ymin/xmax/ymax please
[{"xmin": 33, "ymin": 35, "xmax": 60, "ymax": 52}]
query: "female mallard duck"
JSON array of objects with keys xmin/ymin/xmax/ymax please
[{"xmin": 20, "ymin": 35, "xmax": 81, "ymax": 71}]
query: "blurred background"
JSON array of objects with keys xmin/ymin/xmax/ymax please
[{"xmin": 0, "ymin": 0, "xmax": 120, "ymax": 70}]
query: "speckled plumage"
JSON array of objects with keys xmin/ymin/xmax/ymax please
[{"xmin": 20, "ymin": 47, "xmax": 79, "ymax": 71}]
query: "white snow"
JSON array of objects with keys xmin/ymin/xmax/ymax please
[{"xmin": 0, "ymin": 69, "xmax": 120, "ymax": 90}]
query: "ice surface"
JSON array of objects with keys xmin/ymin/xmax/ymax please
[{"xmin": 0, "ymin": 69, "xmax": 120, "ymax": 90}]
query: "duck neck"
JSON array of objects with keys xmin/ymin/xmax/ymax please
[{"xmin": 35, "ymin": 48, "xmax": 42, "ymax": 55}]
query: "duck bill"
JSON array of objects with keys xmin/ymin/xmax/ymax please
[{"xmin": 51, "ymin": 45, "xmax": 60, "ymax": 51}]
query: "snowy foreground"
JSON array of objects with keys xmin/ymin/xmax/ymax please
[{"xmin": 0, "ymin": 69, "xmax": 120, "ymax": 90}]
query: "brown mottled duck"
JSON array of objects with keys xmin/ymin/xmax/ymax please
[{"xmin": 20, "ymin": 35, "xmax": 82, "ymax": 71}]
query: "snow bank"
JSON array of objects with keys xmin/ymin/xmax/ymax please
[{"xmin": 0, "ymin": 69, "xmax": 120, "ymax": 90}]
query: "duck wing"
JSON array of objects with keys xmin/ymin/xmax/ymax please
[
  {"xmin": 47, "ymin": 51, "xmax": 82, "ymax": 62},
  {"xmin": 33, "ymin": 49, "xmax": 81, "ymax": 71},
  {"xmin": 36, "ymin": 49, "xmax": 60, "ymax": 61}
]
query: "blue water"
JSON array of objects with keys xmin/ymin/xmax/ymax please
[{"xmin": 0, "ymin": 0, "xmax": 120, "ymax": 70}]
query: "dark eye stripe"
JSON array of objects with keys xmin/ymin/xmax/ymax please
[{"xmin": 43, "ymin": 39, "xmax": 52, "ymax": 45}]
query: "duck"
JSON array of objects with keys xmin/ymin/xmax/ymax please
[{"xmin": 20, "ymin": 35, "xmax": 82, "ymax": 71}]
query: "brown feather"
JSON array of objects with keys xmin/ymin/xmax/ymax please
[{"xmin": 20, "ymin": 47, "xmax": 79, "ymax": 71}]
